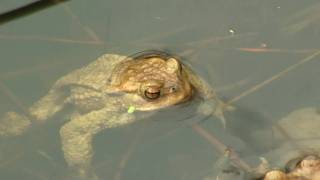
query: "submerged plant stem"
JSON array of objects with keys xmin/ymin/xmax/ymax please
[
  {"xmin": 191, "ymin": 124, "xmax": 251, "ymax": 172},
  {"xmin": 0, "ymin": 79, "xmax": 29, "ymax": 117},
  {"xmin": 226, "ymin": 49, "xmax": 320, "ymax": 106},
  {"xmin": 111, "ymin": 125, "xmax": 147, "ymax": 180}
]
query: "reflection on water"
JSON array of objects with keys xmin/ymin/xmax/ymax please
[{"xmin": 0, "ymin": 0, "xmax": 320, "ymax": 180}]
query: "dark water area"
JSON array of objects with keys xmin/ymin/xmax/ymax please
[{"xmin": 0, "ymin": 0, "xmax": 320, "ymax": 179}]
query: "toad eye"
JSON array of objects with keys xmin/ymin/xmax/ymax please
[{"xmin": 144, "ymin": 87, "xmax": 161, "ymax": 100}]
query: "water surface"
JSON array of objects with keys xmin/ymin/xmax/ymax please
[{"xmin": 0, "ymin": 0, "xmax": 320, "ymax": 179}]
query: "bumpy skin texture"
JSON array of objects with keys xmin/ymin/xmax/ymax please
[
  {"xmin": 264, "ymin": 155, "xmax": 320, "ymax": 180},
  {"xmin": 262, "ymin": 107, "xmax": 320, "ymax": 180},
  {"xmin": 204, "ymin": 107, "xmax": 320, "ymax": 180},
  {"xmin": 258, "ymin": 107, "xmax": 320, "ymax": 180},
  {"xmin": 0, "ymin": 52, "xmax": 224, "ymax": 179}
]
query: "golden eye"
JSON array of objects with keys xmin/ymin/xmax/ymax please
[{"xmin": 144, "ymin": 87, "xmax": 161, "ymax": 100}]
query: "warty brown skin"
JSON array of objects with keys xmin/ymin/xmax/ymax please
[{"xmin": 0, "ymin": 52, "xmax": 225, "ymax": 179}]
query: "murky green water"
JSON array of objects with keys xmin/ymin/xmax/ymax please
[{"xmin": 1, "ymin": 0, "xmax": 320, "ymax": 180}]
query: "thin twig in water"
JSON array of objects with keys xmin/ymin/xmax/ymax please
[
  {"xmin": 178, "ymin": 32, "xmax": 258, "ymax": 59},
  {"xmin": 22, "ymin": 167, "xmax": 49, "ymax": 180},
  {"xmin": 133, "ymin": 26, "xmax": 188, "ymax": 43},
  {"xmin": 111, "ymin": 125, "xmax": 147, "ymax": 180},
  {"xmin": 186, "ymin": 32, "xmax": 258, "ymax": 47},
  {"xmin": 0, "ymin": 151, "xmax": 24, "ymax": 168},
  {"xmin": 215, "ymin": 79, "xmax": 249, "ymax": 93},
  {"xmin": 61, "ymin": 4, "xmax": 103, "ymax": 43},
  {"xmin": 36, "ymin": 150, "xmax": 58, "ymax": 167},
  {"xmin": 0, "ymin": 34, "xmax": 104, "ymax": 45},
  {"xmin": 225, "ymin": 49, "xmax": 320, "ymax": 106},
  {"xmin": 221, "ymin": 49, "xmax": 320, "ymax": 159},
  {"xmin": 1, "ymin": 61, "xmax": 71, "ymax": 80},
  {"xmin": 191, "ymin": 124, "xmax": 251, "ymax": 172},
  {"xmin": 273, "ymin": 123, "xmax": 307, "ymax": 153},
  {"xmin": 0, "ymin": 79, "xmax": 30, "ymax": 117},
  {"xmin": 235, "ymin": 47, "xmax": 318, "ymax": 54}
]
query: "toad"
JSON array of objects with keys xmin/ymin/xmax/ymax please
[
  {"xmin": 262, "ymin": 107, "xmax": 320, "ymax": 180},
  {"xmin": 264, "ymin": 154, "xmax": 320, "ymax": 180},
  {"xmin": 204, "ymin": 107, "xmax": 320, "ymax": 180},
  {"xmin": 0, "ymin": 50, "xmax": 226, "ymax": 179}
]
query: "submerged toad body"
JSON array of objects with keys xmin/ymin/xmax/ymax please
[
  {"xmin": 204, "ymin": 107, "xmax": 320, "ymax": 180},
  {"xmin": 262, "ymin": 107, "xmax": 320, "ymax": 180},
  {"xmin": 0, "ymin": 51, "xmax": 225, "ymax": 178},
  {"xmin": 263, "ymin": 155, "xmax": 320, "ymax": 180},
  {"xmin": 250, "ymin": 107, "xmax": 320, "ymax": 180}
]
